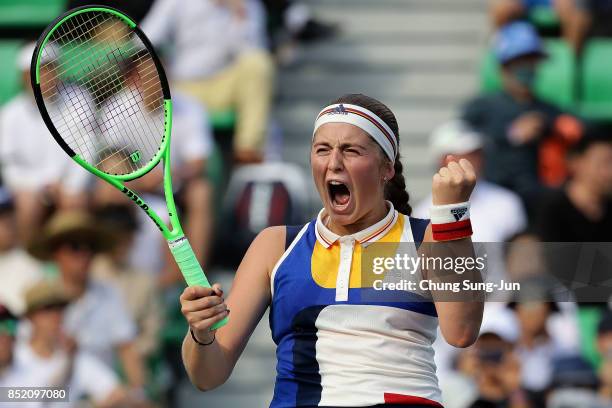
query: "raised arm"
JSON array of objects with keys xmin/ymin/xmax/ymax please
[
  {"xmin": 422, "ymin": 156, "xmax": 484, "ymax": 348},
  {"xmin": 180, "ymin": 226, "xmax": 285, "ymax": 391}
]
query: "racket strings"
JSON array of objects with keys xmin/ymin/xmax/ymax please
[
  {"xmin": 44, "ymin": 13, "xmax": 116, "ymax": 82},
  {"xmin": 43, "ymin": 12, "xmax": 135, "ymax": 161},
  {"xmin": 39, "ymin": 10, "xmax": 165, "ymax": 176},
  {"xmin": 97, "ymin": 79, "xmax": 163, "ymax": 173},
  {"xmin": 96, "ymin": 60, "xmax": 164, "ymax": 171}
]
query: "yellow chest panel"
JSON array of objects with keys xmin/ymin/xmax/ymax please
[{"xmin": 311, "ymin": 215, "xmax": 405, "ymax": 289}]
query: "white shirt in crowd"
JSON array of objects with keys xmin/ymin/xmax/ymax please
[
  {"xmin": 170, "ymin": 93, "xmax": 213, "ymax": 167},
  {"xmin": 0, "ymin": 94, "xmax": 91, "ymax": 194},
  {"xmin": 63, "ymin": 281, "xmax": 137, "ymax": 366},
  {"xmin": 141, "ymin": 0, "xmax": 267, "ymax": 79},
  {"xmin": 0, "ymin": 249, "xmax": 44, "ymax": 315},
  {"xmin": 0, "ymin": 342, "xmax": 119, "ymax": 408}
]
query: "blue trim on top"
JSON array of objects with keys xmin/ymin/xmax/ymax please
[
  {"xmin": 285, "ymin": 225, "xmax": 303, "ymax": 250},
  {"xmin": 409, "ymin": 217, "xmax": 430, "ymax": 249}
]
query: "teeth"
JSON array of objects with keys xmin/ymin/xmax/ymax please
[{"xmin": 329, "ymin": 181, "xmax": 343, "ymax": 185}]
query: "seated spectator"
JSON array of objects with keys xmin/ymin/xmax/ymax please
[
  {"xmin": 535, "ymin": 129, "xmax": 612, "ymax": 361},
  {"xmin": 0, "ymin": 43, "xmax": 92, "ymax": 244},
  {"xmin": 26, "ymin": 211, "xmax": 147, "ymax": 393},
  {"xmin": 489, "ymin": 0, "xmax": 587, "ymax": 52},
  {"xmin": 467, "ymin": 316, "xmax": 530, "ymax": 408},
  {"xmin": 547, "ymin": 355, "xmax": 605, "ymax": 407},
  {"xmin": 0, "ymin": 304, "xmax": 19, "ymax": 387},
  {"xmin": 14, "ymin": 280, "xmax": 144, "ymax": 407},
  {"xmin": 509, "ymin": 280, "xmax": 576, "ymax": 406},
  {"xmin": 504, "ymin": 234, "xmax": 581, "ymax": 350},
  {"xmin": 141, "ymin": 0, "xmax": 274, "ymax": 164},
  {"xmin": 92, "ymin": 204, "xmax": 163, "ymax": 360},
  {"xmin": 0, "ymin": 188, "xmax": 44, "ymax": 315},
  {"xmin": 462, "ymin": 22, "xmax": 582, "ymax": 218},
  {"xmin": 437, "ymin": 307, "xmax": 519, "ymax": 408},
  {"xmin": 536, "ymin": 131, "xmax": 612, "ymax": 242}
]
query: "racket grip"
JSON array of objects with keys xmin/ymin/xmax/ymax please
[{"xmin": 168, "ymin": 237, "xmax": 229, "ymax": 331}]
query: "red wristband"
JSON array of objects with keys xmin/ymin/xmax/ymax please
[{"xmin": 431, "ymin": 219, "xmax": 473, "ymax": 241}]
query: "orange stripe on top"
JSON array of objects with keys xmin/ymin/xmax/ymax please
[
  {"xmin": 319, "ymin": 232, "xmax": 334, "ymax": 247},
  {"xmin": 360, "ymin": 211, "xmax": 397, "ymax": 243}
]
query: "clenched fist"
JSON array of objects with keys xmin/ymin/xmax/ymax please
[
  {"xmin": 180, "ymin": 283, "xmax": 229, "ymax": 344},
  {"xmin": 432, "ymin": 155, "xmax": 476, "ymax": 205}
]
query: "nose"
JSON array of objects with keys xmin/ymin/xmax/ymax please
[{"xmin": 327, "ymin": 148, "xmax": 344, "ymax": 172}]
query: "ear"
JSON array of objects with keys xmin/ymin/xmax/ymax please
[{"xmin": 383, "ymin": 159, "xmax": 395, "ymax": 182}]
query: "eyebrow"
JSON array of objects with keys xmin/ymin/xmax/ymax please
[{"xmin": 312, "ymin": 141, "xmax": 368, "ymax": 150}]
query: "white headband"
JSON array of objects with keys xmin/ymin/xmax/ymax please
[{"xmin": 313, "ymin": 103, "xmax": 398, "ymax": 162}]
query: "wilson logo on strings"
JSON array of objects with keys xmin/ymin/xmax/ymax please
[{"xmin": 130, "ymin": 150, "xmax": 141, "ymax": 163}]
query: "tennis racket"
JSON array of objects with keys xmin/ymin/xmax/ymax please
[{"xmin": 30, "ymin": 5, "xmax": 228, "ymax": 330}]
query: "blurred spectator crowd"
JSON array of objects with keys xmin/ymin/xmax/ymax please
[
  {"xmin": 0, "ymin": 0, "xmax": 334, "ymax": 406},
  {"xmin": 411, "ymin": 3, "xmax": 612, "ymax": 407},
  {"xmin": 0, "ymin": 1, "xmax": 611, "ymax": 408}
]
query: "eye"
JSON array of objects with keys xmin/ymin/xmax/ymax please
[
  {"xmin": 345, "ymin": 148, "xmax": 360, "ymax": 155},
  {"xmin": 315, "ymin": 146, "xmax": 330, "ymax": 154}
]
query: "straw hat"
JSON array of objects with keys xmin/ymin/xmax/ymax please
[
  {"xmin": 24, "ymin": 280, "xmax": 71, "ymax": 315},
  {"xmin": 28, "ymin": 211, "xmax": 113, "ymax": 260}
]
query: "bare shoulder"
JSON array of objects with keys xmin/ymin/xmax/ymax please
[
  {"xmin": 241, "ymin": 226, "xmax": 287, "ymax": 280},
  {"xmin": 252, "ymin": 226, "xmax": 286, "ymax": 253}
]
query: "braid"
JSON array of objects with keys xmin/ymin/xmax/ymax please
[
  {"xmin": 386, "ymin": 157, "xmax": 412, "ymax": 215},
  {"xmin": 331, "ymin": 93, "xmax": 412, "ymax": 215}
]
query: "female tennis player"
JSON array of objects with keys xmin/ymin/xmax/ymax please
[{"xmin": 180, "ymin": 94, "xmax": 484, "ymax": 408}]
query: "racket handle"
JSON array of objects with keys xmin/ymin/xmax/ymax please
[{"xmin": 168, "ymin": 237, "xmax": 229, "ymax": 331}]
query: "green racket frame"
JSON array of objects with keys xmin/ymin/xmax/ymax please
[{"xmin": 31, "ymin": 5, "xmax": 228, "ymax": 330}]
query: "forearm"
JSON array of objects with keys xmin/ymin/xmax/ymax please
[
  {"xmin": 117, "ymin": 343, "xmax": 146, "ymax": 388},
  {"xmin": 181, "ymin": 331, "xmax": 233, "ymax": 391},
  {"xmin": 421, "ymin": 236, "xmax": 484, "ymax": 347}
]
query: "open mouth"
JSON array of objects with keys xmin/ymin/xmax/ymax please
[{"xmin": 328, "ymin": 180, "xmax": 351, "ymax": 209}]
